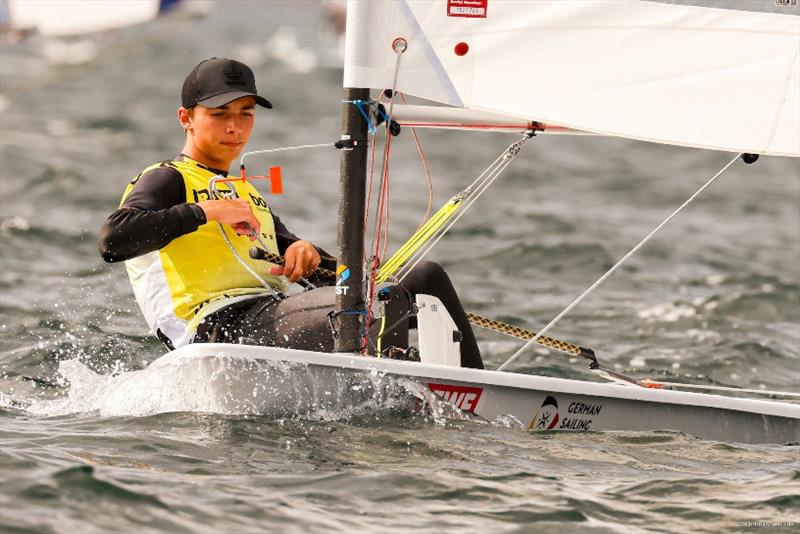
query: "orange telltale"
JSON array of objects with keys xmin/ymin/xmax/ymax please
[{"xmin": 269, "ymin": 166, "xmax": 283, "ymax": 194}]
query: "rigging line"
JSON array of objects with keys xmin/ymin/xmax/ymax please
[
  {"xmin": 391, "ymin": 116, "xmax": 515, "ymax": 265},
  {"xmin": 466, "ymin": 312, "xmax": 595, "ymax": 361},
  {"xmin": 240, "ymin": 143, "xmax": 336, "ymax": 168},
  {"xmin": 362, "ymin": 133, "xmax": 378, "ymax": 259},
  {"xmin": 216, "ymin": 223, "xmax": 275, "ymax": 292},
  {"xmin": 208, "ymin": 176, "xmax": 284, "ymax": 295},
  {"xmin": 367, "ymin": 98, "xmax": 394, "ymax": 265},
  {"xmin": 250, "ymin": 245, "xmax": 606, "ymax": 364},
  {"xmin": 364, "ymin": 94, "xmax": 382, "ymax": 254},
  {"xmin": 390, "ymin": 149, "xmax": 510, "ymax": 282},
  {"xmin": 362, "ymin": 93, "xmax": 384, "ymax": 261},
  {"xmin": 385, "ymin": 39, "xmax": 406, "ymax": 128},
  {"xmin": 400, "ymin": 92, "xmax": 435, "ymax": 231},
  {"xmin": 368, "ymin": 133, "xmax": 391, "ymax": 258},
  {"xmin": 376, "ymin": 197, "xmax": 462, "ymax": 283},
  {"xmin": 395, "ymin": 159, "xmax": 508, "ymax": 281},
  {"xmin": 396, "ymin": 134, "xmax": 532, "ymax": 283},
  {"xmin": 373, "ymin": 42, "xmax": 405, "ymax": 261},
  {"xmin": 364, "ymin": 131, "xmax": 394, "ymax": 352},
  {"xmin": 382, "ymin": 135, "xmax": 392, "ymax": 261},
  {"xmin": 394, "ymin": 161, "xmax": 508, "ymax": 282},
  {"xmin": 364, "ymin": 45, "xmax": 406, "ymax": 350},
  {"xmin": 497, "ymin": 153, "xmax": 743, "ymax": 372}
]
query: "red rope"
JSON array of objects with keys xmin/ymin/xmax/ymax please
[
  {"xmin": 381, "ymin": 134, "xmax": 391, "ymax": 260},
  {"xmin": 362, "ymin": 125, "xmax": 379, "ymax": 261},
  {"xmin": 362, "ymin": 131, "xmax": 393, "ymax": 352},
  {"xmin": 399, "ymin": 92, "xmax": 434, "ymax": 232}
]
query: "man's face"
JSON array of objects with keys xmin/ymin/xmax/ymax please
[{"xmin": 182, "ymin": 96, "xmax": 256, "ymax": 168}]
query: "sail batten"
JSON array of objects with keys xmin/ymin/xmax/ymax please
[{"xmin": 344, "ymin": 0, "xmax": 800, "ymax": 157}]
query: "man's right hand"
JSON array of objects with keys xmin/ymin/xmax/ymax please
[{"xmin": 197, "ymin": 199, "xmax": 261, "ymax": 240}]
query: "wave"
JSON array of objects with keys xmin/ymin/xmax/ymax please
[{"xmin": 25, "ymin": 355, "xmax": 470, "ymax": 424}]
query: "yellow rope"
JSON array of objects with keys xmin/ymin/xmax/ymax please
[{"xmin": 375, "ymin": 194, "xmax": 463, "ymax": 283}]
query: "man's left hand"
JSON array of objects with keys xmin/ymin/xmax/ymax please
[{"xmin": 269, "ymin": 241, "xmax": 321, "ymax": 283}]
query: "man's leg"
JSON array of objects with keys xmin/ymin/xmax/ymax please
[
  {"xmin": 193, "ymin": 263, "xmax": 483, "ymax": 369},
  {"xmin": 195, "ymin": 288, "xmax": 337, "ymax": 352}
]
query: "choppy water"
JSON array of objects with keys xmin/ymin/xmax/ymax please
[{"xmin": 1, "ymin": 2, "xmax": 799, "ymax": 532}]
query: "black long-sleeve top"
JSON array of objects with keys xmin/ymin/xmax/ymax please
[{"xmin": 98, "ymin": 164, "xmax": 336, "ymax": 273}]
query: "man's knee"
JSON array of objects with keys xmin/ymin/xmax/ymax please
[{"xmin": 404, "ymin": 260, "xmax": 449, "ymax": 292}]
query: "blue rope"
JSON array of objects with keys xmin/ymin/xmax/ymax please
[
  {"xmin": 336, "ymin": 309, "xmax": 368, "ymax": 316},
  {"xmin": 327, "ymin": 307, "xmax": 369, "ymax": 340},
  {"xmin": 343, "ymin": 99, "xmax": 391, "ymax": 136}
]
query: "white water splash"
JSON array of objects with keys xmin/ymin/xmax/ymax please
[{"xmin": 27, "ymin": 354, "xmax": 461, "ymax": 424}]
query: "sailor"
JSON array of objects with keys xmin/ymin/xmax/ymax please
[{"xmin": 97, "ymin": 57, "xmax": 483, "ymax": 369}]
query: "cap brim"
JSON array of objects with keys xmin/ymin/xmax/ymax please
[{"xmin": 197, "ymin": 91, "xmax": 273, "ymax": 109}]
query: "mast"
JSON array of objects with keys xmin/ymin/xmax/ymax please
[
  {"xmin": 334, "ymin": 1, "xmax": 375, "ymax": 352},
  {"xmin": 333, "ymin": 86, "xmax": 369, "ymax": 352}
]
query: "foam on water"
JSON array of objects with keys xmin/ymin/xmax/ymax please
[{"xmin": 26, "ymin": 355, "xmax": 465, "ymax": 425}]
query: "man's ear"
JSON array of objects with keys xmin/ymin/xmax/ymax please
[{"xmin": 178, "ymin": 106, "xmax": 193, "ymax": 132}]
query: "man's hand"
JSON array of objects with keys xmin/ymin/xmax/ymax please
[
  {"xmin": 270, "ymin": 241, "xmax": 321, "ymax": 283},
  {"xmin": 197, "ymin": 199, "xmax": 261, "ymax": 240}
]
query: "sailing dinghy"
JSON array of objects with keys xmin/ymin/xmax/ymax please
[{"xmin": 123, "ymin": 0, "xmax": 800, "ymax": 444}]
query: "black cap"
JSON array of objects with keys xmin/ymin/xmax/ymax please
[{"xmin": 181, "ymin": 58, "xmax": 272, "ymax": 109}]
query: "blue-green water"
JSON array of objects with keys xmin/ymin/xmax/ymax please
[{"xmin": 1, "ymin": 2, "xmax": 798, "ymax": 532}]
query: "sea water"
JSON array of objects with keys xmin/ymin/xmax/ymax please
[{"xmin": 1, "ymin": 2, "xmax": 798, "ymax": 532}]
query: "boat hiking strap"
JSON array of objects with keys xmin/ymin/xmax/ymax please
[
  {"xmin": 249, "ymin": 247, "xmax": 595, "ymax": 361},
  {"xmin": 376, "ymin": 130, "xmax": 538, "ymax": 285},
  {"xmin": 497, "ymin": 153, "xmax": 745, "ymax": 372}
]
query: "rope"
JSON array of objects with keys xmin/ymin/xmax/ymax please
[
  {"xmin": 216, "ymin": 223, "xmax": 276, "ymax": 292},
  {"xmin": 396, "ymin": 132, "xmax": 534, "ymax": 283},
  {"xmin": 249, "ymin": 247, "xmax": 337, "ymax": 280},
  {"xmin": 208, "ymin": 176, "xmax": 285, "ymax": 295},
  {"xmin": 248, "ymin": 247, "xmax": 597, "ymax": 362},
  {"xmin": 497, "ymin": 153, "xmax": 743, "ymax": 372},
  {"xmin": 362, "ymin": 94, "xmax": 383, "ymax": 263},
  {"xmin": 399, "ymin": 92, "xmax": 435, "ymax": 232},
  {"xmin": 466, "ymin": 312, "xmax": 596, "ymax": 361},
  {"xmin": 364, "ymin": 133, "xmax": 394, "ymax": 351},
  {"xmin": 362, "ymin": 44, "xmax": 406, "ymax": 352},
  {"xmin": 240, "ymin": 143, "xmax": 337, "ymax": 168},
  {"xmin": 376, "ymin": 194, "xmax": 462, "ymax": 283}
]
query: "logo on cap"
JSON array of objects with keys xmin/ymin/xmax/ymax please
[{"xmin": 224, "ymin": 65, "xmax": 245, "ymax": 87}]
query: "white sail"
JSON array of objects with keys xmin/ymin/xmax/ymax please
[{"xmin": 344, "ymin": 0, "xmax": 800, "ymax": 157}]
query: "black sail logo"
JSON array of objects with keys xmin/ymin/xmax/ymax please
[{"xmin": 530, "ymin": 395, "xmax": 560, "ymax": 431}]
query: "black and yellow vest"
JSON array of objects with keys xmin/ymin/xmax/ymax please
[{"xmin": 122, "ymin": 156, "xmax": 284, "ymax": 347}]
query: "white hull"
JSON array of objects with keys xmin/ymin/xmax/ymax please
[{"xmin": 159, "ymin": 344, "xmax": 800, "ymax": 445}]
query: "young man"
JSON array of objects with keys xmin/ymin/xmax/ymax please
[{"xmin": 98, "ymin": 57, "xmax": 483, "ymax": 369}]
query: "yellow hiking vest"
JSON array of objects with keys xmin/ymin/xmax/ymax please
[{"xmin": 122, "ymin": 156, "xmax": 284, "ymax": 347}]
